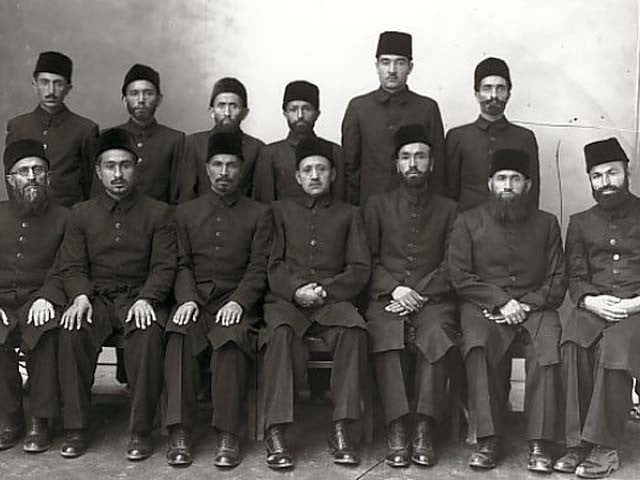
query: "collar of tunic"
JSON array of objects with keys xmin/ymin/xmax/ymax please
[
  {"xmin": 374, "ymin": 86, "xmax": 411, "ymax": 105},
  {"xmin": 32, "ymin": 104, "xmax": 71, "ymax": 127},
  {"xmin": 206, "ymin": 188, "xmax": 242, "ymax": 207},
  {"xmin": 594, "ymin": 193, "xmax": 638, "ymax": 220},
  {"xmin": 297, "ymin": 193, "xmax": 333, "ymax": 209},
  {"xmin": 285, "ymin": 130, "xmax": 317, "ymax": 147},
  {"xmin": 124, "ymin": 118, "xmax": 160, "ymax": 138},
  {"xmin": 399, "ymin": 183, "xmax": 432, "ymax": 206},
  {"xmin": 97, "ymin": 188, "xmax": 141, "ymax": 214},
  {"xmin": 474, "ymin": 115, "xmax": 510, "ymax": 132}
]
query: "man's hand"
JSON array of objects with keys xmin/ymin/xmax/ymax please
[
  {"xmin": 499, "ymin": 299, "xmax": 529, "ymax": 325},
  {"xmin": 0, "ymin": 307, "xmax": 8, "ymax": 326},
  {"xmin": 584, "ymin": 295, "xmax": 628, "ymax": 322},
  {"xmin": 126, "ymin": 299, "xmax": 157, "ymax": 330},
  {"xmin": 216, "ymin": 301, "xmax": 243, "ymax": 327},
  {"xmin": 60, "ymin": 295, "xmax": 93, "ymax": 331},
  {"xmin": 28, "ymin": 298, "xmax": 55, "ymax": 327},
  {"xmin": 391, "ymin": 286, "xmax": 425, "ymax": 313},
  {"xmin": 172, "ymin": 301, "xmax": 199, "ymax": 326},
  {"xmin": 294, "ymin": 283, "xmax": 324, "ymax": 308},
  {"xmin": 385, "ymin": 300, "xmax": 412, "ymax": 316},
  {"xmin": 616, "ymin": 297, "xmax": 640, "ymax": 316}
]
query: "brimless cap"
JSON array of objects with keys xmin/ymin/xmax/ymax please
[
  {"xmin": 34, "ymin": 51, "xmax": 73, "ymax": 83},
  {"xmin": 489, "ymin": 149, "xmax": 530, "ymax": 178},
  {"xmin": 584, "ymin": 137, "xmax": 629, "ymax": 172}
]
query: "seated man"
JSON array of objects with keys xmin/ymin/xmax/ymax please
[
  {"xmin": 364, "ymin": 124, "xmax": 458, "ymax": 468},
  {"xmin": 557, "ymin": 138, "xmax": 640, "ymax": 479},
  {"xmin": 164, "ymin": 132, "xmax": 273, "ymax": 467},
  {"xmin": 261, "ymin": 137, "xmax": 370, "ymax": 469},
  {"xmin": 57, "ymin": 128, "xmax": 176, "ymax": 460},
  {"xmin": 449, "ymin": 149, "xmax": 566, "ymax": 472},
  {"xmin": 0, "ymin": 140, "xmax": 68, "ymax": 453}
]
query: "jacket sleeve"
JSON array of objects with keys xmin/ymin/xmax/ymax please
[
  {"xmin": 444, "ymin": 129, "xmax": 462, "ymax": 201},
  {"xmin": 80, "ymin": 123, "xmax": 99, "ymax": 201},
  {"xmin": 169, "ymin": 132, "xmax": 186, "ymax": 205},
  {"xmin": 565, "ymin": 216, "xmax": 599, "ymax": 304},
  {"xmin": 331, "ymin": 144, "xmax": 346, "ymax": 202},
  {"xmin": 172, "ymin": 211, "xmax": 199, "ymax": 305},
  {"xmin": 526, "ymin": 131, "xmax": 541, "ymax": 209},
  {"xmin": 58, "ymin": 208, "xmax": 94, "ymax": 300},
  {"xmin": 364, "ymin": 197, "xmax": 400, "ymax": 299},
  {"xmin": 427, "ymin": 101, "xmax": 447, "ymax": 196},
  {"xmin": 252, "ymin": 147, "xmax": 276, "ymax": 204},
  {"xmin": 177, "ymin": 135, "xmax": 199, "ymax": 203},
  {"xmin": 35, "ymin": 250, "xmax": 68, "ymax": 307},
  {"xmin": 341, "ymin": 100, "xmax": 362, "ymax": 205}
]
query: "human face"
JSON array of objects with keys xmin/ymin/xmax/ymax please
[
  {"xmin": 6, "ymin": 157, "xmax": 50, "ymax": 204},
  {"xmin": 376, "ymin": 54, "xmax": 412, "ymax": 93},
  {"xmin": 588, "ymin": 160, "xmax": 629, "ymax": 208},
  {"xmin": 210, "ymin": 92, "xmax": 247, "ymax": 133},
  {"xmin": 32, "ymin": 72, "xmax": 72, "ymax": 113},
  {"xmin": 396, "ymin": 142, "xmax": 432, "ymax": 188},
  {"xmin": 283, "ymin": 100, "xmax": 319, "ymax": 136},
  {"xmin": 96, "ymin": 149, "xmax": 137, "ymax": 199},
  {"xmin": 206, "ymin": 154, "xmax": 242, "ymax": 196},
  {"xmin": 123, "ymin": 80, "xmax": 162, "ymax": 125},
  {"xmin": 475, "ymin": 75, "xmax": 510, "ymax": 120},
  {"xmin": 488, "ymin": 169, "xmax": 530, "ymax": 199},
  {"xmin": 295, "ymin": 156, "xmax": 335, "ymax": 197}
]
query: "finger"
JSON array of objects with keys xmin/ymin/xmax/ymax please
[
  {"xmin": 192, "ymin": 308, "xmax": 199, "ymax": 323},
  {"xmin": 149, "ymin": 306, "xmax": 157, "ymax": 323},
  {"xmin": 35, "ymin": 309, "xmax": 42, "ymax": 327},
  {"xmin": 215, "ymin": 310, "xmax": 222, "ymax": 324},
  {"xmin": 1, "ymin": 310, "xmax": 9, "ymax": 326},
  {"xmin": 86, "ymin": 305, "xmax": 92, "ymax": 324},
  {"xmin": 172, "ymin": 311, "xmax": 181, "ymax": 325},
  {"xmin": 143, "ymin": 309, "xmax": 151, "ymax": 328},
  {"xmin": 126, "ymin": 308, "xmax": 133, "ymax": 323}
]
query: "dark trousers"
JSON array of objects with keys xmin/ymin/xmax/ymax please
[
  {"xmin": 0, "ymin": 329, "xmax": 58, "ymax": 423},
  {"xmin": 58, "ymin": 324, "xmax": 164, "ymax": 433},
  {"xmin": 164, "ymin": 332, "xmax": 250, "ymax": 434},
  {"xmin": 263, "ymin": 324, "xmax": 367, "ymax": 429},
  {"xmin": 562, "ymin": 341, "xmax": 632, "ymax": 449}
]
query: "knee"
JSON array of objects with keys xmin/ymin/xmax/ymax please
[{"xmin": 271, "ymin": 325, "xmax": 294, "ymax": 345}]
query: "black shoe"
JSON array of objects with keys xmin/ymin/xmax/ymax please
[
  {"xmin": 126, "ymin": 432, "xmax": 153, "ymax": 461},
  {"xmin": 554, "ymin": 445, "xmax": 591, "ymax": 473},
  {"xmin": 265, "ymin": 425, "xmax": 293, "ymax": 469},
  {"xmin": 385, "ymin": 418, "xmax": 410, "ymax": 467},
  {"xmin": 60, "ymin": 429, "xmax": 88, "ymax": 458},
  {"xmin": 23, "ymin": 417, "xmax": 51, "ymax": 453},
  {"xmin": 328, "ymin": 420, "xmax": 360, "ymax": 465},
  {"xmin": 412, "ymin": 417, "xmax": 437, "ymax": 467},
  {"xmin": 214, "ymin": 431, "xmax": 241, "ymax": 468},
  {"xmin": 166, "ymin": 425, "xmax": 192, "ymax": 467},
  {"xmin": 469, "ymin": 435, "xmax": 501, "ymax": 469},
  {"xmin": 528, "ymin": 439, "xmax": 553, "ymax": 473},
  {"xmin": 0, "ymin": 419, "xmax": 24, "ymax": 450},
  {"xmin": 575, "ymin": 445, "xmax": 619, "ymax": 479}
]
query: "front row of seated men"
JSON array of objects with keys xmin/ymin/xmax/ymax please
[{"xmin": 0, "ymin": 125, "xmax": 637, "ymax": 479}]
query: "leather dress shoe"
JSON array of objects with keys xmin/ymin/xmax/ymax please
[
  {"xmin": 328, "ymin": 420, "xmax": 360, "ymax": 465},
  {"xmin": 23, "ymin": 417, "xmax": 51, "ymax": 453},
  {"xmin": 554, "ymin": 445, "xmax": 591, "ymax": 473},
  {"xmin": 385, "ymin": 418, "xmax": 409, "ymax": 467},
  {"xmin": 527, "ymin": 439, "xmax": 552, "ymax": 473},
  {"xmin": 214, "ymin": 431, "xmax": 241, "ymax": 468},
  {"xmin": 265, "ymin": 425, "xmax": 293, "ymax": 469},
  {"xmin": 126, "ymin": 432, "xmax": 153, "ymax": 461},
  {"xmin": 0, "ymin": 420, "xmax": 24, "ymax": 450},
  {"xmin": 166, "ymin": 425, "xmax": 192, "ymax": 467},
  {"xmin": 412, "ymin": 417, "xmax": 437, "ymax": 467},
  {"xmin": 469, "ymin": 435, "xmax": 501, "ymax": 469},
  {"xmin": 575, "ymin": 445, "xmax": 619, "ymax": 479},
  {"xmin": 60, "ymin": 429, "xmax": 88, "ymax": 458}
]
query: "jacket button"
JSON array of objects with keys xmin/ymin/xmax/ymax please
[
  {"xmin": 510, "ymin": 275, "xmax": 516, "ymax": 282},
  {"xmin": 613, "ymin": 253, "xmax": 620, "ymax": 261},
  {"xmin": 114, "ymin": 236, "xmax": 121, "ymax": 243},
  {"xmin": 21, "ymin": 222, "xmax": 29, "ymax": 228},
  {"xmin": 310, "ymin": 268, "xmax": 316, "ymax": 275},
  {"xmin": 215, "ymin": 231, "xmax": 221, "ymax": 237},
  {"xmin": 115, "ymin": 222, "xmax": 122, "ymax": 229},
  {"xmin": 609, "ymin": 238, "xmax": 617, "ymax": 246},
  {"xmin": 16, "ymin": 252, "xmax": 23, "ymax": 259},
  {"xmin": 310, "ymin": 239, "xmax": 317, "ymax": 247},
  {"xmin": 613, "ymin": 269, "xmax": 620, "ymax": 274}
]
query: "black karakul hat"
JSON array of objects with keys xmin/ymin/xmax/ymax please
[
  {"xmin": 34, "ymin": 51, "xmax": 73, "ymax": 83},
  {"xmin": 295, "ymin": 137, "xmax": 334, "ymax": 167},
  {"xmin": 3, "ymin": 139, "xmax": 49, "ymax": 174},
  {"xmin": 394, "ymin": 124, "xmax": 432, "ymax": 156},
  {"xmin": 584, "ymin": 137, "xmax": 629, "ymax": 172},
  {"xmin": 282, "ymin": 80, "xmax": 319, "ymax": 110},
  {"xmin": 489, "ymin": 149, "xmax": 530, "ymax": 178},
  {"xmin": 207, "ymin": 131, "xmax": 244, "ymax": 161},
  {"xmin": 122, "ymin": 64, "xmax": 161, "ymax": 95},
  {"xmin": 95, "ymin": 128, "xmax": 136, "ymax": 161},
  {"xmin": 210, "ymin": 77, "xmax": 248, "ymax": 107},
  {"xmin": 376, "ymin": 31, "xmax": 412, "ymax": 59},
  {"xmin": 474, "ymin": 57, "xmax": 511, "ymax": 90}
]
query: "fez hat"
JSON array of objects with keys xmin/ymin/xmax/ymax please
[
  {"xmin": 34, "ymin": 51, "xmax": 73, "ymax": 83},
  {"xmin": 207, "ymin": 131, "xmax": 244, "ymax": 161},
  {"xmin": 210, "ymin": 77, "xmax": 248, "ymax": 108},
  {"xmin": 3, "ymin": 139, "xmax": 49, "ymax": 175},
  {"xmin": 95, "ymin": 128, "xmax": 137, "ymax": 162},
  {"xmin": 474, "ymin": 57, "xmax": 511, "ymax": 90},
  {"xmin": 394, "ymin": 124, "xmax": 432, "ymax": 157},
  {"xmin": 489, "ymin": 149, "xmax": 530, "ymax": 178},
  {"xmin": 122, "ymin": 64, "xmax": 161, "ymax": 95},
  {"xmin": 295, "ymin": 137, "xmax": 334, "ymax": 167},
  {"xmin": 376, "ymin": 31, "xmax": 412, "ymax": 60},
  {"xmin": 584, "ymin": 137, "xmax": 629, "ymax": 172},
  {"xmin": 283, "ymin": 80, "xmax": 320, "ymax": 110}
]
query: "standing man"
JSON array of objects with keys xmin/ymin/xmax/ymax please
[
  {"xmin": 342, "ymin": 31, "xmax": 445, "ymax": 205},
  {"xmin": 0, "ymin": 140, "xmax": 68, "ymax": 453},
  {"xmin": 261, "ymin": 138, "xmax": 369, "ymax": 469},
  {"xmin": 364, "ymin": 125, "xmax": 458, "ymax": 468},
  {"xmin": 163, "ymin": 132, "xmax": 273, "ymax": 468},
  {"xmin": 449, "ymin": 149, "xmax": 566, "ymax": 472},
  {"xmin": 57, "ymin": 128, "xmax": 176, "ymax": 460},
  {"xmin": 445, "ymin": 57, "xmax": 540, "ymax": 211},
  {"xmin": 556, "ymin": 138, "xmax": 640, "ymax": 479},
  {"xmin": 253, "ymin": 80, "xmax": 345, "ymax": 203},
  {"xmin": 179, "ymin": 77, "xmax": 264, "ymax": 201},
  {"xmin": 6, "ymin": 51, "xmax": 99, "ymax": 207}
]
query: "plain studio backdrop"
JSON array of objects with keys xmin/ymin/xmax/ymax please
[{"xmin": 0, "ymin": 0, "xmax": 638, "ymax": 230}]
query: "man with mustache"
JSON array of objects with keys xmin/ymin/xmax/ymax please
[
  {"xmin": 342, "ymin": 31, "xmax": 445, "ymax": 206},
  {"xmin": 556, "ymin": 138, "xmax": 640, "ymax": 478},
  {"xmin": 6, "ymin": 51, "xmax": 99, "ymax": 207},
  {"xmin": 0, "ymin": 140, "xmax": 68, "ymax": 453},
  {"xmin": 253, "ymin": 80, "xmax": 345, "ymax": 203},
  {"xmin": 261, "ymin": 138, "xmax": 369, "ymax": 469},
  {"xmin": 364, "ymin": 124, "xmax": 458, "ymax": 468},
  {"xmin": 449, "ymin": 149, "xmax": 566, "ymax": 472},
  {"xmin": 56, "ymin": 128, "xmax": 176, "ymax": 460},
  {"xmin": 179, "ymin": 77, "xmax": 264, "ymax": 201},
  {"xmin": 445, "ymin": 57, "xmax": 540, "ymax": 211}
]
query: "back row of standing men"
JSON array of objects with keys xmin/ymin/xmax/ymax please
[{"xmin": 0, "ymin": 30, "xmax": 636, "ymax": 480}]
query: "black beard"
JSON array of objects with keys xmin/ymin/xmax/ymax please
[
  {"xmin": 487, "ymin": 190, "xmax": 533, "ymax": 223},
  {"xmin": 214, "ymin": 119, "xmax": 241, "ymax": 133},
  {"xmin": 592, "ymin": 178, "xmax": 630, "ymax": 210},
  {"xmin": 401, "ymin": 170, "xmax": 429, "ymax": 189},
  {"xmin": 8, "ymin": 184, "xmax": 49, "ymax": 217},
  {"xmin": 480, "ymin": 99, "xmax": 507, "ymax": 117}
]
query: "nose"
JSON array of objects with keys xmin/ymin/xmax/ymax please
[
  {"xmin": 601, "ymin": 173, "xmax": 611, "ymax": 186},
  {"xmin": 408, "ymin": 156, "xmax": 418, "ymax": 168},
  {"xmin": 113, "ymin": 165, "xmax": 123, "ymax": 178},
  {"xmin": 295, "ymin": 109, "xmax": 304, "ymax": 121},
  {"xmin": 26, "ymin": 168, "xmax": 37, "ymax": 180},
  {"xmin": 220, "ymin": 164, "xmax": 229, "ymax": 176},
  {"xmin": 45, "ymin": 83, "xmax": 54, "ymax": 95},
  {"xmin": 223, "ymin": 105, "xmax": 232, "ymax": 116},
  {"xmin": 389, "ymin": 62, "xmax": 397, "ymax": 74}
]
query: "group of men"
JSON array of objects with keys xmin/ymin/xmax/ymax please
[{"xmin": 0, "ymin": 30, "xmax": 637, "ymax": 479}]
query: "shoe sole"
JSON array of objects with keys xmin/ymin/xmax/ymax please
[
  {"xmin": 127, "ymin": 453, "xmax": 152, "ymax": 461},
  {"xmin": 60, "ymin": 450, "xmax": 85, "ymax": 459},
  {"xmin": 412, "ymin": 458, "xmax": 437, "ymax": 467},
  {"xmin": 385, "ymin": 459, "xmax": 410, "ymax": 468},
  {"xmin": 553, "ymin": 464, "xmax": 577, "ymax": 473},
  {"xmin": 23, "ymin": 443, "xmax": 51, "ymax": 453},
  {"xmin": 575, "ymin": 465, "xmax": 618, "ymax": 479},
  {"xmin": 333, "ymin": 458, "xmax": 360, "ymax": 465},
  {"xmin": 528, "ymin": 465, "xmax": 553, "ymax": 473}
]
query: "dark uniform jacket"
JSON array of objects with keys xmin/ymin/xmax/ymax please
[
  {"xmin": 178, "ymin": 128, "xmax": 264, "ymax": 201},
  {"xmin": 449, "ymin": 203, "xmax": 566, "ymax": 366},
  {"xmin": 563, "ymin": 194, "xmax": 640, "ymax": 374},
  {"xmin": 341, "ymin": 86, "xmax": 445, "ymax": 205},
  {"xmin": 445, "ymin": 115, "xmax": 540, "ymax": 211},
  {"xmin": 252, "ymin": 131, "xmax": 345, "ymax": 204},
  {"xmin": 6, "ymin": 105, "xmax": 99, "ymax": 207},
  {"xmin": 0, "ymin": 201, "xmax": 68, "ymax": 348}
]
